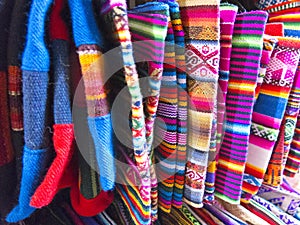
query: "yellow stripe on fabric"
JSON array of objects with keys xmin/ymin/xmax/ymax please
[
  {"xmin": 218, "ymin": 159, "xmax": 245, "ymax": 172},
  {"xmin": 78, "ymin": 52, "xmax": 101, "ymax": 73},
  {"xmin": 86, "ymin": 93, "xmax": 107, "ymax": 101},
  {"xmin": 259, "ymin": 89, "xmax": 290, "ymax": 98}
]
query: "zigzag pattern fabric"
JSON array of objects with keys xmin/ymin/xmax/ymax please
[
  {"xmin": 215, "ymin": 11, "xmax": 267, "ymax": 204},
  {"xmin": 178, "ymin": 0, "xmax": 220, "ymax": 208},
  {"xmin": 242, "ymin": 37, "xmax": 300, "ymax": 202}
]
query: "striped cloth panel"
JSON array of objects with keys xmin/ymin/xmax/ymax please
[
  {"xmin": 214, "ymin": 11, "xmax": 267, "ymax": 204},
  {"xmin": 155, "ymin": 5, "xmax": 177, "ymax": 213},
  {"xmin": 242, "ymin": 37, "xmax": 300, "ymax": 202},
  {"xmin": 128, "ymin": 3, "xmax": 169, "ymax": 220},
  {"xmin": 206, "ymin": 3, "xmax": 238, "ymax": 204},
  {"xmin": 216, "ymin": 3, "xmax": 238, "ymax": 151},
  {"xmin": 285, "ymin": 113, "xmax": 300, "ymax": 176},
  {"xmin": 255, "ymin": 36, "xmax": 278, "ymax": 101},
  {"xmin": 252, "ymin": 195, "xmax": 300, "ymax": 225},
  {"xmin": 178, "ymin": 0, "xmax": 220, "ymax": 208},
  {"xmin": 268, "ymin": 14, "xmax": 300, "ymax": 177},
  {"xmin": 168, "ymin": 0, "xmax": 187, "ymax": 209}
]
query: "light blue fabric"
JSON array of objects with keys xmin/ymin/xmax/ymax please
[
  {"xmin": 21, "ymin": 0, "xmax": 53, "ymax": 72},
  {"xmin": 88, "ymin": 115, "xmax": 115, "ymax": 191},
  {"xmin": 68, "ymin": 0, "xmax": 104, "ymax": 48}
]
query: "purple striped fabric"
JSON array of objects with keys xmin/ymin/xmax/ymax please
[{"xmin": 215, "ymin": 11, "xmax": 268, "ymax": 204}]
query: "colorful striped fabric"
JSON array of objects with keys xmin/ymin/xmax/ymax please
[
  {"xmin": 30, "ymin": 0, "xmax": 75, "ymax": 208},
  {"xmin": 163, "ymin": 0, "xmax": 187, "ymax": 209},
  {"xmin": 255, "ymin": 35, "xmax": 278, "ymax": 100},
  {"xmin": 256, "ymin": 0, "xmax": 300, "ymax": 15},
  {"xmin": 252, "ymin": 195, "xmax": 300, "ymax": 225},
  {"xmin": 242, "ymin": 199, "xmax": 286, "ymax": 225},
  {"xmin": 242, "ymin": 37, "xmax": 300, "ymax": 202},
  {"xmin": 68, "ymin": 0, "xmax": 115, "ymax": 193},
  {"xmin": 257, "ymin": 184, "xmax": 300, "ymax": 216},
  {"xmin": 285, "ymin": 113, "xmax": 300, "ymax": 176},
  {"xmin": 178, "ymin": 0, "xmax": 220, "ymax": 208},
  {"xmin": 215, "ymin": 11, "xmax": 267, "ymax": 204},
  {"xmin": 155, "ymin": 3, "xmax": 177, "ymax": 213},
  {"xmin": 128, "ymin": 3, "xmax": 169, "ymax": 220},
  {"xmin": 116, "ymin": 145, "xmax": 152, "ymax": 225},
  {"xmin": 269, "ymin": 15, "xmax": 300, "ymax": 177},
  {"xmin": 206, "ymin": 3, "xmax": 238, "ymax": 204},
  {"xmin": 264, "ymin": 58, "xmax": 300, "ymax": 186},
  {"xmin": 216, "ymin": 3, "xmax": 238, "ymax": 151}
]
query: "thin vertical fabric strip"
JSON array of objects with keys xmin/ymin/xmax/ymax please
[
  {"xmin": 242, "ymin": 37, "xmax": 300, "ymax": 202},
  {"xmin": 30, "ymin": 0, "xmax": 74, "ymax": 208},
  {"xmin": 178, "ymin": 0, "xmax": 220, "ymax": 208},
  {"xmin": 155, "ymin": 9, "xmax": 177, "ymax": 213},
  {"xmin": 6, "ymin": 0, "xmax": 53, "ymax": 222},
  {"xmin": 215, "ymin": 10, "xmax": 268, "ymax": 204},
  {"xmin": 207, "ymin": 3, "xmax": 238, "ymax": 203},
  {"xmin": 216, "ymin": 3, "xmax": 238, "ymax": 151},
  {"xmin": 68, "ymin": 0, "xmax": 115, "ymax": 193},
  {"xmin": 128, "ymin": 3, "xmax": 169, "ymax": 221}
]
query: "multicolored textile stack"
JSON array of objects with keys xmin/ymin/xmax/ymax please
[
  {"xmin": 178, "ymin": 0, "xmax": 220, "ymax": 208},
  {"xmin": 3, "ymin": 0, "xmax": 300, "ymax": 224},
  {"xmin": 215, "ymin": 10, "xmax": 268, "ymax": 204}
]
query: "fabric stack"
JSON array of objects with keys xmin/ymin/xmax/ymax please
[{"xmin": 2, "ymin": 0, "xmax": 300, "ymax": 224}]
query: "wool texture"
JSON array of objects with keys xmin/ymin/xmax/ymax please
[
  {"xmin": 70, "ymin": 41, "xmax": 102, "ymax": 201},
  {"xmin": 169, "ymin": 1, "xmax": 187, "ymax": 209},
  {"xmin": 0, "ymin": 0, "xmax": 16, "ymax": 219},
  {"xmin": 252, "ymin": 195, "xmax": 300, "ymax": 225},
  {"xmin": 6, "ymin": 147, "xmax": 50, "ymax": 223},
  {"xmin": 242, "ymin": 199, "xmax": 286, "ymax": 225},
  {"xmin": 258, "ymin": 184, "xmax": 300, "ymax": 216},
  {"xmin": 216, "ymin": 3, "xmax": 238, "ymax": 150},
  {"xmin": 116, "ymin": 145, "xmax": 152, "ymax": 225},
  {"xmin": 217, "ymin": 197, "xmax": 270, "ymax": 225},
  {"xmin": 154, "ymin": 4, "xmax": 178, "ymax": 213},
  {"xmin": 128, "ymin": 3, "xmax": 169, "ymax": 220},
  {"xmin": 7, "ymin": 0, "xmax": 54, "ymax": 221},
  {"xmin": 265, "ymin": 23, "xmax": 284, "ymax": 37},
  {"xmin": 68, "ymin": 0, "xmax": 115, "ymax": 192},
  {"xmin": 207, "ymin": 3, "xmax": 238, "ymax": 204},
  {"xmin": 7, "ymin": 0, "xmax": 30, "ymax": 131},
  {"xmin": 203, "ymin": 204, "xmax": 242, "ymax": 225},
  {"xmin": 255, "ymin": 35, "xmax": 278, "ymax": 100},
  {"xmin": 285, "ymin": 113, "xmax": 300, "ymax": 176},
  {"xmin": 272, "ymin": 16, "xmax": 300, "ymax": 177},
  {"xmin": 30, "ymin": 0, "xmax": 74, "ymax": 207},
  {"xmin": 242, "ymin": 37, "xmax": 300, "ymax": 202},
  {"xmin": 178, "ymin": 0, "xmax": 220, "ymax": 208},
  {"xmin": 256, "ymin": 0, "xmax": 300, "ymax": 16},
  {"xmin": 180, "ymin": 204, "xmax": 201, "ymax": 225},
  {"xmin": 214, "ymin": 10, "xmax": 267, "ymax": 204},
  {"xmin": 69, "ymin": 157, "xmax": 114, "ymax": 217},
  {"xmin": 264, "ymin": 61, "xmax": 300, "ymax": 185}
]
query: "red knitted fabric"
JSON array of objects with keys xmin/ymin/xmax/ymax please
[
  {"xmin": 265, "ymin": 23, "xmax": 284, "ymax": 36},
  {"xmin": 30, "ymin": 124, "xmax": 75, "ymax": 207}
]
